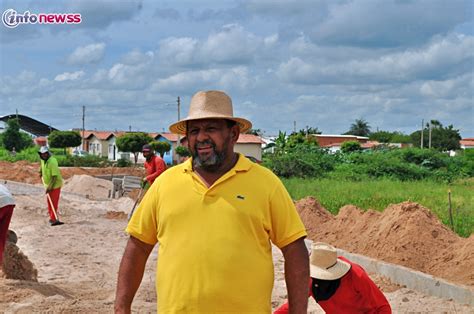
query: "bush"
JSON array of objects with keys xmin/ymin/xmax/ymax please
[
  {"xmin": 58, "ymin": 155, "xmax": 110, "ymax": 167},
  {"xmin": 264, "ymin": 146, "xmax": 335, "ymax": 178},
  {"xmin": 341, "ymin": 141, "xmax": 362, "ymax": 153},
  {"xmin": 117, "ymin": 158, "xmax": 132, "ymax": 167}
]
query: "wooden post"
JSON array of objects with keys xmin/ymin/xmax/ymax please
[{"xmin": 448, "ymin": 189, "xmax": 454, "ymax": 231}]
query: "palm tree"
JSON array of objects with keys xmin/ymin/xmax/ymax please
[{"xmin": 345, "ymin": 119, "xmax": 371, "ymax": 137}]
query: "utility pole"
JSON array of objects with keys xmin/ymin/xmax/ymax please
[
  {"xmin": 82, "ymin": 106, "xmax": 85, "ymax": 150},
  {"xmin": 293, "ymin": 120, "xmax": 296, "ymax": 133},
  {"xmin": 177, "ymin": 96, "xmax": 181, "ymax": 121},
  {"xmin": 420, "ymin": 119, "xmax": 424, "ymax": 149},
  {"xmin": 428, "ymin": 121, "xmax": 432, "ymax": 149}
]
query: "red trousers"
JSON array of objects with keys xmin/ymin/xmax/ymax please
[
  {"xmin": 46, "ymin": 188, "xmax": 61, "ymax": 221},
  {"xmin": 0, "ymin": 204, "xmax": 15, "ymax": 264}
]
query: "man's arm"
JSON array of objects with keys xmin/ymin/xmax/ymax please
[
  {"xmin": 115, "ymin": 236, "xmax": 154, "ymax": 314},
  {"xmin": 281, "ymin": 237, "xmax": 309, "ymax": 314},
  {"xmin": 46, "ymin": 176, "xmax": 57, "ymax": 193}
]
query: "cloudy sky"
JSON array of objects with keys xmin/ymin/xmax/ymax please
[{"xmin": 1, "ymin": 0, "xmax": 473, "ymax": 137}]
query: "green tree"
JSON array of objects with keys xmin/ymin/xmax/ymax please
[
  {"xmin": 370, "ymin": 130, "xmax": 411, "ymax": 144},
  {"xmin": 246, "ymin": 128, "xmax": 263, "ymax": 136},
  {"xmin": 150, "ymin": 140, "xmax": 171, "ymax": 157},
  {"xmin": 341, "ymin": 141, "xmax": 362, "ymax": 153},
  {"xmin": 369, "ymin": 131, "xmax": 392, "ymax": 143},
  {"xmin": 0, "ymin": 118, "xmax": 33, "ymax": 151},
  {"xmin": 175, "ymin": 146, "xmax": 190, "ymax": 157},
  {"xmin": 116, "ymin": 132, "xmax": 153, "ymax": 164},
  {"xmin": 390, "ymin": 132, "xmax": 411, "ymax": 144},
  {"xmin": 345, "ymin": 119, "xmax": 371, "ymax": 137},
  {"xmin": 297, "ymin": 126, "xmax": 321, "ymax": 136},
  {"xmin": 48, "ymin": 130, "xmax": 82, "ymax": 154},
  {"xmin": 410, "ymin": 120, "xmax": 461, "ymax": 151}
]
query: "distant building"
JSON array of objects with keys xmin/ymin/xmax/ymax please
[{"xmin": 460, "ymin": 138, "xmax": 474, "ymax": 149}]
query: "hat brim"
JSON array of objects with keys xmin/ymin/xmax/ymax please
[
  {"xmin": 169, "ymin": 116, "xmax": 252, "ymax": 135},
  {"xmin": 310, "ymin": 259, "xmax": 351, "ymax": 280}
]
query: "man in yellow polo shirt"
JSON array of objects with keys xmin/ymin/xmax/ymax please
[
  {"xmin": 115, "ymin": 91, "xmax": 309, "ymax": 314},
  {"xmin": 38, "ymin": 146, "xmax": 64, "ymax": 226}
]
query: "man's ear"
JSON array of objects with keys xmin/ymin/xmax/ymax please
[{"xmin": 230, "ymin": 125, "xmax": 240, "ymax": 142}]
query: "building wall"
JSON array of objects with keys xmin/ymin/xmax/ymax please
[
  {"xmin": 157, "ymin": 137, "xmax": 173, "ymax": 165},
  {"xmin": 235, "ymin": 143, "xmax": 262, "ymax": 160},
  {"xmin": 316, "ymin": 136, "xmax": 359, "ymax": 146}
]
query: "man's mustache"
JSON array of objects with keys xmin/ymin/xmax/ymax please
[{"xmin": 195, "ymin": 140, "xmax": 216, "ymax": 150}]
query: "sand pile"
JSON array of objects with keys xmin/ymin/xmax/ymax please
[
  {"xmin": 296, "ymin": 198, "xmax": 474, "ymax": 287},
  {"xmin": 0, "ymin": 161, "xmax": 39, "ymax": 184},
  {"xmin": 63, "ymin": 175, "xmax": 112, "ymax": 199},
  {"xmin": 295, "ymin": 197, "xmax": 333, "ymax": 235},
  {"xmin": 105, "ymin": 211, "xmax": 129, "ymax": 220},
  {"xmin": 0, "ymin": 160, "xmax": 144, "ymax": 185},
  {"xmin": 2, "ymin": 242, "xmax": 38, "ymax": 281}
]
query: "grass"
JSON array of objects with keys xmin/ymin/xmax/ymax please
[{"xmin": 282, "ymin": 177, "xmax": 474, "ymax": 237}]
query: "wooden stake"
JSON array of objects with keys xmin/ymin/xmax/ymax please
[{"xmin": 448, "ymin": 189, "xmax": 454, "ymax": 231}]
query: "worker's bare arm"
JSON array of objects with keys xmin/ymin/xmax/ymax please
[
  {"xmin": 115, "ymin": 236, "xmax": 154, "ymax": 314},
  {"xmin": 281, "ymin": 237, "xmax": 309, "ymax": 314}
]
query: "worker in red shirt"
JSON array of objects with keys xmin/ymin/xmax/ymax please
[
  {"xmin": 274, "ymin": 242, "xmax": 391, "ymax": 314},
  {"xmin": 141, "ymin": 144, "xmax": 166, "ymax": 190}
]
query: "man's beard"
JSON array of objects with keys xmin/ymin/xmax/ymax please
[{"xmin": 192, "ymin": 139, "xmax": 228, "ymax": 172}]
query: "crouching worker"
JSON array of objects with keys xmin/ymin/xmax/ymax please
[
  {"xmin": 275, "ymin": 242, "xmax": 391, "ymax": 314},
  {"xmin": 0, "ymin": 184, "xmax": 15, "ymax": 265}
]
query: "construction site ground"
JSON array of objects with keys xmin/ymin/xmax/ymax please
[{"xmin": 0, "ymin": 161, "xmax": 473, "ymax": 313}]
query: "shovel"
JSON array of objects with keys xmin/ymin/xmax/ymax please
[
  {"xmin": 46, "ymin": 193, "xmax": 59, "ymax": 221},
  {"xmin": 128, "ymin": 186, "xmax": 145, "ymax": 221}
]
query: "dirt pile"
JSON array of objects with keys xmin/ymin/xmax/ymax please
[
  {"xmin": 104, "ymin": 211, "xmax": 128, "ymax": 220},
  {"xmin": 0, "ymin": 160, "xmax": 143, "ymax": 184},
  {"xmin": 63, "ymin": 175, "xmax": 112, "ymax": 199},
  {"xmin": 2, "ymin": 242, "xmax": 38, "ymax": 281},
  {"xmin": 295, "ymin": 198, "xmax": 474, "ymax": 287}
]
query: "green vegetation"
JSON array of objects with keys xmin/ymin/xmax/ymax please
[
  {"xmin": 0, "ymin": 118, "xmax": 34, "ymax": 151},
  {"xmin": 150, "ymin": 140, "xmax": 171, "ymax": 157},
  {"xmin": 410, "ymin": 120, "xmax": 462, "ymax": 151},
  {"xmin": 0, "ymin": 146, "xmax": 108, "ymax": 167},
  {"xmin": 282, "ymin": 177, "xmax": 474, "ymax": 237},
  {"xmin": 341, "ymin": 141, "xmax": 362, "ymax": 153},
  {"xmin": 175, "ymin": 146, "xmax": 190, "ymax": 157},
  {"xmin": 116, "ymin": 132, "xmax": 153, "ymax": 164},
  {"xmin": 48, "ymin": 130, "xmax": 82, "ymax": 154}
]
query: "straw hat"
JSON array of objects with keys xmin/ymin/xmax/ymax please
[
  {"xmin": 169, "ymin": 90, "xmax": 252, "ymax": 135},
  {"xmin": 310, "ymin": 242, "xmax": 351, "ymax": 280}
]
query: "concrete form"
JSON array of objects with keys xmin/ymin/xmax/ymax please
[{"xmin": 304, "ymin": 240, "xmax": 473, "ymax": 306}]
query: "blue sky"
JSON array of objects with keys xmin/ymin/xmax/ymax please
[{"xmin": 1, "ymin": 0, "xmax": 473, "ymax": 137}]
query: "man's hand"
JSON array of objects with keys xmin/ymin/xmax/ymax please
[{"xmin": 141, "ymin": 178, "xmax": 147, "ymax": 189}]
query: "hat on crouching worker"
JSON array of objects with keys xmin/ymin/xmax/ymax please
[{"xmin": 310, "ymin": 242, "xmax": 351, "ymax": 280}]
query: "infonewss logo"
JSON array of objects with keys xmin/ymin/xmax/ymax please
[{"xmin": 2, "ymin": 9, "xmax": 81, "ymax": 28}]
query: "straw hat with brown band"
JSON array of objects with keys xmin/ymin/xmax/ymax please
[
  {"xmin": 310, "ymin": 242, "xmax": 351, "ymax": 280},
  {"xmin": 169, "ymin": 90, "xmax": 252, "ymax": 135}
]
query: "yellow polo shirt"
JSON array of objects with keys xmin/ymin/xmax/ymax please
[
  {"xmin": 40, "ymin": 156, "xmax": 63, "ymax": 189},
  {"xmin": 127, "ymin": 154, "xmax": 307, "ymax": 313}
]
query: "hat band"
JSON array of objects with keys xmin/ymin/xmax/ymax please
[{"xmin": 326, "ymin": 261, "xmax": 337, "ymax": 270}]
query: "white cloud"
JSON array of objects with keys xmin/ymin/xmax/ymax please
[
  {"xmin": 54, "ymin": 71, "xmax": 85, "ymax": 82},
  {"xmin": 158, "ymin": 37, "xmax": 199, "ymax": 66},
  {"xmin": 67, "ymin": 43, "xmax": 106, "ymax": 65},
  {"xmin": 158, "ymin": 24, "xmax": 264, "ymax": 66},
  {"xmin": 122, "ymin": 49, "xmax": 154, "ymax": 65},
  {"xmin": 278, "ymin": 34, "xmax": 474, "ymax": 85},
  {"xmin": 152, "ymin": 66, "xmax": 252, "ymax": 93}
]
